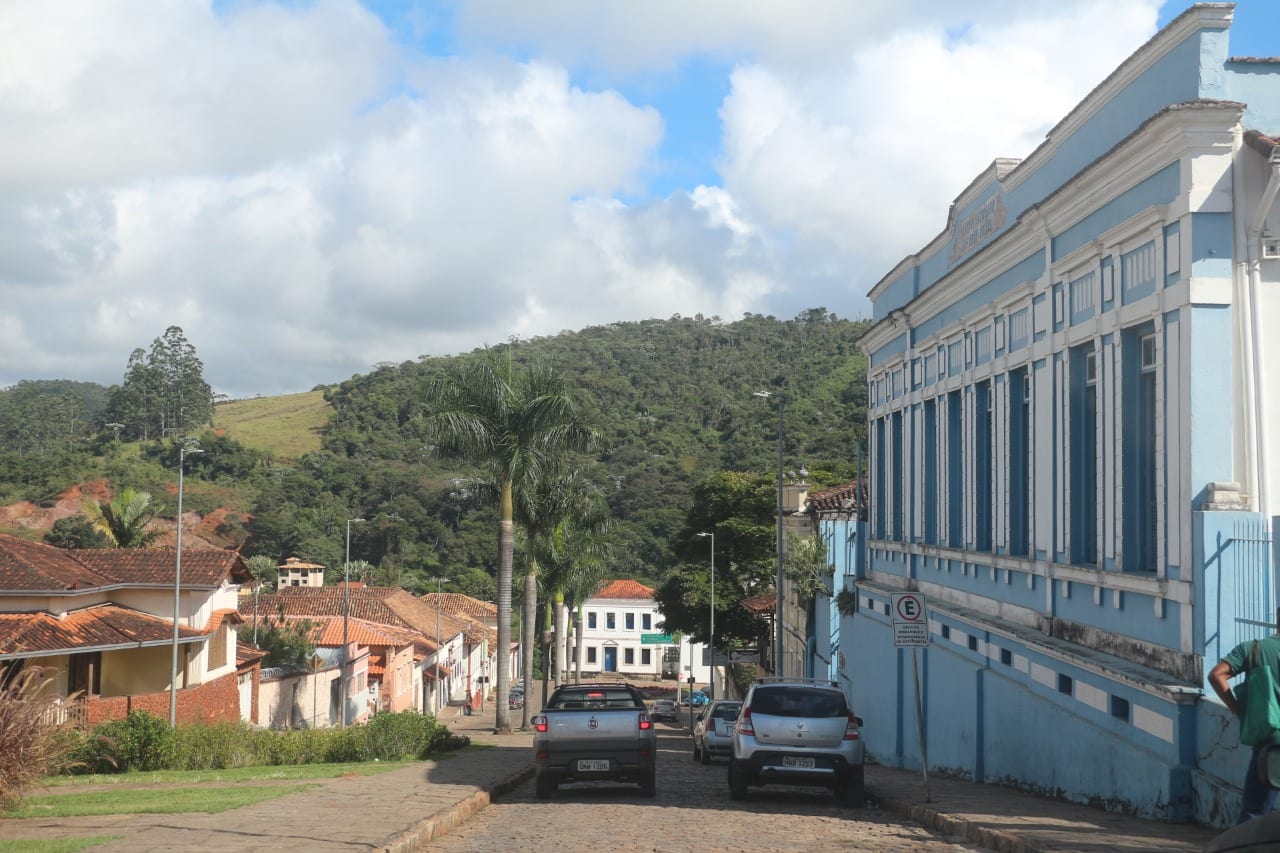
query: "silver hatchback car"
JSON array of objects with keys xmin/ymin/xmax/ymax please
[
  {"xmin": 693, "ymin": 700, "xmax": 742, "ymax": 763},
  {"xmin": 728, "ymin": 677, "xmax": 865, "ymax": 806}
]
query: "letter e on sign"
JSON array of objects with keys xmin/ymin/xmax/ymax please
[{"xmin": 891, "ymin": 592, "xmax": 929, "ymax": 647}]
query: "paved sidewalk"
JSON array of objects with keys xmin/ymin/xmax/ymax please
[{"xmin": 0, "ymin": 701, "xmax": 1233, "ymax": 851}]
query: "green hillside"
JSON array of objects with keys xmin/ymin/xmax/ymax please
[
  {"xmin": 214, "ymin": 391, "xmax": 330, "ymax": 462},
  {"xmin": 0, "ymin": 311, "xmax": 871, "ymax": 598}
]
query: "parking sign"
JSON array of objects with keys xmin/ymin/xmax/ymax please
[{"xmin": 891, "ymin": 592, "xmax": 929, "ymax": 647}]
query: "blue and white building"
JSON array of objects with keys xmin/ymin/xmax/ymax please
[{"xmin": 848, "ymin": 4, "xmax": 1280, "ymax": 825}]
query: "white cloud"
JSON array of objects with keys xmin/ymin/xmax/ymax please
[
  {"xmin": 0, "ymin": 0, "xmax": 1167, "ymax": 397},
  {"xmin": 717, "ymin": 0, "xmax": 1161, "ymax": 286}
]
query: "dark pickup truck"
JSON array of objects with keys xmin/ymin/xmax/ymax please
[{"xmin": 531, "ymin": 683, "xmax": 657, "ymax": 798}]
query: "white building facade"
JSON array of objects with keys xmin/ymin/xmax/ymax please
[
  {"xmin": 855, "ymin": 5, "xmax": 1280, "ymax": 825},
  {"xmin": 572, "ymin": 579, "xmax": 712, "ymax": 687}
]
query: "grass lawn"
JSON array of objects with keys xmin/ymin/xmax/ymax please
[
  {"xmin": 41, "ymin": 760, "xmax": 411, "ymax": 788},
  {"xmin": 5, "ymin": 784, "xmax": 318, "ymax": 819},
  {"xmin": 0, "ymin": 837, "xmax": 122, "ymax": 852},
  {"xmin": 6, "ymin": 761, "xmax": 415, "ymax": 820}
]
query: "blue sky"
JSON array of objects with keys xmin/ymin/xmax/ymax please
[{"xmin": 1, "ymin": 1, "xmax": 1278, "ymax": 397}]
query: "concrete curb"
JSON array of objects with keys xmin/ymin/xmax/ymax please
[
  {"xmin": 380, "ymin": 763, "xmax": 535, "ymax": 852},
  {"xmin": 874, "ymin": 794, "xmax": 1040, "ymax": 853}
]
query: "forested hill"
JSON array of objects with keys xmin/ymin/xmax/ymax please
[
  {"xmin": 0, "ymin": 310, "xmax": 871, "ymax": 594},
  {"xmin": 320, "ymin": 310, "xmax": 871, "ymax": 581}
]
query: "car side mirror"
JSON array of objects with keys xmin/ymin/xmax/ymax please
[
  {"xmin": 696, "ymin": 713, "xmax": 704, "ymax": 721},
  {"xmin": 855, "ymin": 716, "xmax": 864, "ymax": 727}
]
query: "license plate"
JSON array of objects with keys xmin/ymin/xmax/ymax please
[
  {"xmin": 782, "ymin": 756, "xmax": 815, "ymax": 769},
  {"xmin": 577, "ymin": 759, "xmax": 609, "ymax": 772}
]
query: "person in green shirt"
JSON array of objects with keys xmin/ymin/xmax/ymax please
[{"xmin": 1209, "ymin": 635, "xmax": 1280, "ymax": 824}]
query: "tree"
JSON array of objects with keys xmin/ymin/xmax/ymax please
[
  {"xmin": 83, "ymin": 487, "xmax": 162, "ymax": 548},
  {"xmin": 517, "ymin": 467, "xmax": 614, "ymax": 713},
  {"xmin": 420, "ymin": 353, "xmax": 598, "ymax": 732},
  {"xmin": 104, "ymin": 327, "xmax": 213, "ymax": 441},
  {"xmin": 654, "ymin": 471, "xmax": 779, "ymax": 652},
  {"xmin": 238, "ymin": 616, "xmax": 316, "ymax": 668},
  {"xmin": 244, "ymin": 555, "xmax": 278, "ymax": 588},
  {"xmin": 44, "ymin": 516, "xmax": 110, "ymax": 549}
]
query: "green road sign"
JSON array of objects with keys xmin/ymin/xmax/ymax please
[{"xmin": 640, "ymin": 633, "xmax": 673, "ymax": 645}]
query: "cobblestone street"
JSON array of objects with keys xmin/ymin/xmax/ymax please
[{"xmin": 426, "ymin": 724, "xmax": 989, "ymax": 852}]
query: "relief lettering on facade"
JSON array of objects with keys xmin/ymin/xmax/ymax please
[{"xmin": 948, "ymin": 192, "xmax": 1008, "ymax": 266}]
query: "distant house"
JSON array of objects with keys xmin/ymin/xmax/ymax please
[
  {"xmin": 0, "ymin": 533, "xmax": 252, "ymax": 725},
  {"xmin": 573, "ymin": 579, "xmax": 711, "ymax": 688},
  {"xmin": 420, "ymin": 592, "xmax": 500, "ymax": 708},
  {"xmin": 275, "ymin": 557, "xmax": 325, "ymax": 588},
  {"xmin": 242, "ymin": 585, "xmax": 492, "ymax": 716}
]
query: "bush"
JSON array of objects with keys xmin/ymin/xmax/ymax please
[
  {"xmin": 99, "ymin": 711, "xmax": 175, "ymax": 772},
  {"xmin": 172, "ymin": 721, "xmax": 255, "ymax": 770},
  {"xmin": 0, "ymin": 666, "xmax": 81, "ymax": 808}
]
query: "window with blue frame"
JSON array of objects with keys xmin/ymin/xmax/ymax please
[
  {"xmin": 642, "ymin": 613, "xmax": 651, "ymax": 630},
  {"xmin": 588, "ymin": 611, "xmax": 597, "ymax": 629},
  {"xmin": 1008, "ymin": 368, "xmax": 1030, "ymax": 556},
  {"xmin": 1122, "ymin": 326, "xmax": 1158, "ymax": 572},
  {"xmin": 625, "ymin": 612, "xmax": 634, "ymax": 630},
  {"xmin": 947, "ymin": 390, "xmax": 964, "ymax": 548},
  {"xmin": 891, "ymin": 410, "xmax": 904, "ymax": 541},
  {"xmin": 1069, "ymin": 345, "xmax": 1098, "ymax": 565},
  {"xmin": 606, "ymin": 612, "xmax": 617, "ymax": 629},
  {"xmin": 875, "ymin": 417, "xmax": 887, "ymax": 540},
  {"xmin": 975, "ymin": 381, "xmax": 992, "ymax": 551},
  {"xmin": 924, "ymin": 398, "xmax": 938, "ymax": 545}
]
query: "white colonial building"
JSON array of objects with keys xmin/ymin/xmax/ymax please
[{"xmin": 569, "ymin": 579, "xmax": 712, "ymax": 688}]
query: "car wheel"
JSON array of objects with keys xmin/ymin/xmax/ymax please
[
  {"xmin": 640, "ymin": 768, "xmax": 657, "ymax": 798},
  {"xmin": 727, "ymin": 760, "xmax": 750, "ymax": 800},
  {"xmin": 836, "ymin": 765, "xmax": 865, "ymax": 808},
  {"xmin": 535, "ymin": 773, "xmax": 557, "ymax": 800}
]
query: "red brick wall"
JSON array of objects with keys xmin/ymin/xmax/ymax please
[{"xmin": 86, "ymin": 671, "xmax": 241, "ymax": 726}]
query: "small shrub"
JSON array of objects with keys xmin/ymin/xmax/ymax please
[
  {"xmin": 101, "ymin": 711, "xmax": 175, "ymax": 772},
  {"xmin": 363, "ymin": 710, "xmax": 446, "ymax": 760},
  {"xmin": 0, "ymin": 666, "xmax": 80, "ymax": 808},
  {"xmin": 172, "ymin": 721, "xmax": 255, "ymax": 770}
]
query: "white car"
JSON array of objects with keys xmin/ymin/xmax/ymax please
[
  {"xmin": 692, "ymin": 700, "xmax": 741, "ymax": 764},
  {"xmin": 728, "ymin": 677, "xmax": 865, "ymax": 806}
]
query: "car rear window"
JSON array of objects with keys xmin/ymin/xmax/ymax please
[
  {"xmin": 711, "ymin": 703, "xmax": 741, "ymax": 721},
  {"xmin": 750, "ymin": 687, "xmax": 847, "ymax": 718},
  {"xmin": 548, "ymin": 688, "xmax": 642, "ymax": 709}
]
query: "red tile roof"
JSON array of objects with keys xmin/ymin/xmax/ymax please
[
  {"xmin": 204, "ymin": 608, "xmax": 244, "ymax": 633},
  {"xmin": 741, "ymin": 593, "xmax": 777, "ymax": 616},
  {"xmin": 0, "ymin": 604, "xmax": 207, "ymax": 656},
  {"xmin": 241, "ymin": 585, "xmax": 487, "ymax": 646},
  {"xmin": 805, "ymin": 479, "xmax": 868, "ymax": 518},
  {"xmin": 236, "ymin": 643, "xmax": 269, "ymax": 667},
  {"xmin": 0, "ymin": 534, "xmax": 252, "ymax": 591},
  {"xmin": 419, "ymin": 592, "xmax": 497, "ymax": 620},
  {"xmin": 593, "ymin": 579, "xmax": 655, "ymax": 600}
]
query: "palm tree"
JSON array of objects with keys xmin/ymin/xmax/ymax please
[
  {"xmin": 421, "ymin": 354, "xmax": 597, "ymax": 732},
  {"xmin": 518, "ymin": 468, "xmax": 614, "ymax": 718},
  {"xmin": 83, "ymin": 487, "xmax": 162, "ymax": 548}
]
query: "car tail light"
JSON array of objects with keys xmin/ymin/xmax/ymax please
[
  {"xmin": 737, "ymin": 707, "xmax": 754, "ymax": 736},
  {"xmin": 533, "ymin": 715, "xmax": 548, "ymax": 733},
  {"xmin": 844, "ymin": 711, "xmax": 860, "ymax": 741},
  {"xmin": 639, "ymin": 713, "xmax": 652, "ymax": 730}
]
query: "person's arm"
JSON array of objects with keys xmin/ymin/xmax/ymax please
[{"xmin": 1209, "ymin": 659, "xmax": 1241, "ymax": 717}]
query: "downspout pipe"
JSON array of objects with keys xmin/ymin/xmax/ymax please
[{"xmin": 1247, "ymin": 146, "xmax": 1280, "ymax": 519}]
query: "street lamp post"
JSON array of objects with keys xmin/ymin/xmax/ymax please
[
  {"xmin": 755, "ymin": 391, "xmax": 786, "ymax": 678},
  {"xmin": 697, "ymin": 531, "xmax": 715, "ymax": 700},
  {"xmin": 428, "ymin": 576, "xmax": 449, "ymax": 711},
  {"xmin": 169, "ymin": 444, "xmax": 203, "ymax": 727},
  {"xmin": 342, "ymin": 517, "xmax": 366, "ymax": 726}
]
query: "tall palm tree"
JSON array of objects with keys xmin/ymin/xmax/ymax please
[
  {"xmin": 518, "ymin": 468, "xmax": 613, "ymax": 718},
  {"xmin": 83, "ymin": 487, "xmax": 162, "ymax": 548},
  {"xmin": 421, "ymin": 354, "xmax": 596, "ymax": 732}
]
